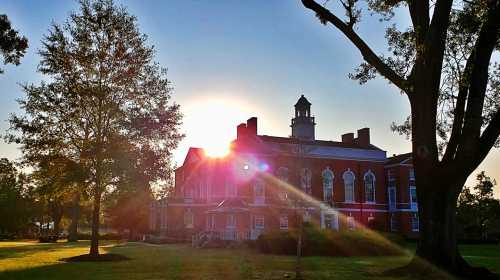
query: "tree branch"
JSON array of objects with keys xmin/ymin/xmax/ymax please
[
  {"xmin": 457, "ymin": 1, "xmax": 500, "ymax": 160},
  {"xmin": 473, "ymin": 110, "xmax": 500, "ymax": 170},
  {"xmin": 301, "ymin": 0, "xmax": 408, "ymax": 92}
]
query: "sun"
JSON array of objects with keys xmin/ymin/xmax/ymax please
[{"xmin": 178, "ymin": 98, "xmax": 254, "ymax": 160}]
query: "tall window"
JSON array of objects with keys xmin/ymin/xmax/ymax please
[
  {"xmin": 322, "ymin": 167, "xmax": 334, "ymax": 202},
  {"xmin": 226, "ymin": 214, "xmax": 236, "ymax": 229},
  {"xmin": 254, "ymin": 215, "xmax": 265, "ymax": 229},
  {"xmin": 277, "ymin": 167, "xmax": 289, "ymax": 200},
  {"xmin": 410, "ymin": 186, "xmax": 417, "ymax": 210},
  {"xmin": 279, "ymin": 215, "xmax": 289, "ymax": 230},
  {"xmin": 300, "ymin": 168, "xmax": 312, "ymax": 194},
  {"xmin": 277, "ymin": 167, "xmax": 289, "ymax": 182},
  {"xmin": 206, "ymin": 214, "xmax": 215, "ymax": 230},
  {"xmin": 364, "ymin": 171, "xmax": 376, "ymax": 203},
  {"xmin": 343, "ymin": 169, "xmax": 355, "ymax": 202},
  {"xmin": 388, "ymin": 187, "xmax": 397, "ymax": 210},
  {"xmin": 254, "ymin": 178, "xmax": 265, "ymax": 204},
  {"xmin": 184, "ymin": 209, "xmax": 194, "ymax": 229},
  {"xmin": 411, "ymin": 213, "xmax": 419, "ymax": 232}
]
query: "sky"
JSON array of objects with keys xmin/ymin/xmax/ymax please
[{"xmin": 1, "ymin": 0, "xmax": 499, "ymax": 196}]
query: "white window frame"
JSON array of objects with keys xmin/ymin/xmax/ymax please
[
  {"xmin": 322, "ymin": 167, "xmax": 334, "ymax": 202},
  {"xmin": 279, "ymin": 215, "xmax": 289, "ymax": 230},
  {"xmin": 388, "ymin": 186, "xmax": 397, "ymax": 211},
  {"xmin": 226, "ymin": 214, "xmax": 236, "ymax": 229},
  {"xmin": 254, "ymin": 215, "xmax": 265, "ymax": 230},
  {"xmin": 363, "ymin": 170, "xmax": 376, "ymax": 203},
  {"xmin": 301, "ymin": 168, "xmax": 312, "ymax": 194},
  {"xmin": 253, "ymin": 178, "xmax": 265, "ymax": 204},
  {"xmin": 409, "ymin": 185, "xmax": 418, "ymax": 210},
  {"xmin": 343, "ymin": 169, "xmax": 355, "ymax": 203},
  {"xmin": 206, "ymin": 214, "xmax": 215, "ymax": 230}
]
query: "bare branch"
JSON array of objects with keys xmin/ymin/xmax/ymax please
[{"xmin": 301, "ymin": 0, "xmax": 409, "ymax": 92}]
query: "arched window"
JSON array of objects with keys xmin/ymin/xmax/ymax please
[
  {"xmin": 322, "ymin": 167, "xmax": 334, "ymax": 201},
  {"xmin": 300, "ymin": 168, "xmax": 312, "ymax": 194},
  {"xmin": 364, "ymin": 170, "xmax": 376, "ymax": 203},
  {"xmin": 343, "ymin": 169, "xmax": 355, "ymax": 202}
]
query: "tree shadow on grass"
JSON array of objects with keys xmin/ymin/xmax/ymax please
[
  {"xmin": 0, "ymin": 244, "xmax": 134, "ymax": 280},
  {"xmin": 0, "ymin": 241, "xmax": 91, "ymax": 260}
]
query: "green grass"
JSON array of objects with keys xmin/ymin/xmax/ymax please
[{"xmin": 0, "ymin": 240, "xmax": 498, "ymax": 280}]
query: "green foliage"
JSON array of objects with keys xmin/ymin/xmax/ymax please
[
  {"xmin": 457, "ymin": 171, "xmax": 500, "ymax": 240},
  {"xmin": 256, "ymin": 224, "xmax": 402, "ymax": 257},
  {"xmin": 7, "ymin": 0, "xmax": 183, "ymax": 253},
  {"xmin": 0, "ymin": 158, "xmax": 37, "ymax": 236},
  {"xmin": 0, "ymin": 14, "xmax": 28, "ymax": 74}
]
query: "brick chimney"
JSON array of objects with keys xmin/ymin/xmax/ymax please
[
  {"xmin": 237, "ymin": 123, "xmax": 247, "ymax": 139},
  {"xmin": 246, "ymin": 117, "xmax": 257, "ymax": 135},
  {"xmin": 342, "ymin": 133, "xmax": 354, "ymax": 143},
  {"xmin": 357, "ymin": 128, "xmax": 370, "ymax": 147}
]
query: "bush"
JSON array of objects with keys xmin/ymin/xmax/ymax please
[{"xmin": 256, "ymin": 225, "xmax": 403, "ymax": 257}]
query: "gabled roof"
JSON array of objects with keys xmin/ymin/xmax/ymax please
[
  {"xmin": 386, "ymin": 152, "xmax": 412, "ymax": 165},
  {"xmin": 257, "ymin": 135, "xmax": 384, "ymax": 151}
]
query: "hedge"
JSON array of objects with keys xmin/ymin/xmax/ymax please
[{"xmin": 256, "ymin": 224, "xmax": 404, "ymax": 257}]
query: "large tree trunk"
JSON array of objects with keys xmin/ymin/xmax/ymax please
[
  {"xmin": 89, "ymin": 190, "xmax": 101, "ymax": 257},
  {"xmin": 414, "ymin": 177, "xmax": 463, "ymax": 272},
  {"xmin": 68, "ymin": 192, "xmax": 80, "ymax": 242}
]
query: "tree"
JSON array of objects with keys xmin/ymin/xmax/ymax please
[
  {"xmin": 8, "ymin": 0, "xmax": 183, "ymax": 257},
  {"xmin": 300, "ymin": 0, "xmax": 500, "ymax": 277},
  {"xmin": 0, "ymin": 158, "xmax": 34, "ymax": 237},
  {"xmin": 457, "ymin": 171, "xmax": 500, "ymax": 240},
  {"xmin": 0, "ymin": 14, "xmax": 28, "ymax": 74}
]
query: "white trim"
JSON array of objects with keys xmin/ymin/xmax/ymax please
[
  {"xmin": 343, "ymin": 169, "xmax": 355, "ymax": 203},
  {"xmin": 363, "ymin": 170, "xmax": 376, "ymax": 203}
]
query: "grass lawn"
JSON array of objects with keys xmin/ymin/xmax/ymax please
[{"xmin": 0, "ymin": 240, "xmax": 498, "ymax": 280}]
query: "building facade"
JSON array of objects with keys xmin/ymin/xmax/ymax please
[{"xmin": 151, "ymin": 96, "xmax": 419, "ymax": 241}]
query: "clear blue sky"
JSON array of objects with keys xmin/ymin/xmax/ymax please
[{"xmin": 1, "ymin": 0, "xmax": 498, "ymax": 195}]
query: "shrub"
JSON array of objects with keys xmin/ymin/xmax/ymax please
[{"xmin": 256, "ymin": 225, "xmax": 403, "ymax": 257}]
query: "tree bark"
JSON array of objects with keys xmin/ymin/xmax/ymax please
[
  {"xmin": 89, "ymin": 189, "xmax": 101, "ymax": 257},
  {"xmin": 415, "ymin": 178, "xmax": 462, "ymax": 271},
  {"xmin": 68, "ymin": 192, "xmax": 80, "ymax": 242}
]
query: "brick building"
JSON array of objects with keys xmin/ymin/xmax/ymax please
[{"xmin": 151, "ymin": 95, "xmax": 419, "ymax": 241}]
